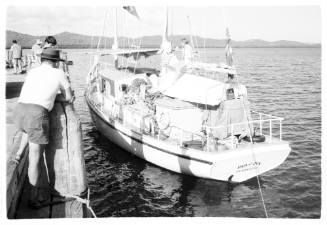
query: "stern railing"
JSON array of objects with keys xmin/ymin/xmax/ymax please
[{"xmin": 156, "ymin": 111, "xmax": 284, "ymax": 152}]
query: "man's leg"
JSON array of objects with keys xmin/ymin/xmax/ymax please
[
  {"xmin": 28, "ymin": 142, "xmax": 43, "ymax": 201},
  {"xmin": 18, "ymin": 59, "xmax": 22, "ymax": 73},
  {"xmin": 14, "ymin": 132, "xmax": 28, "ymax": 163},
  {"xmin": 12, "ymin": 59, "xmax": 17, "ymax": 73}
]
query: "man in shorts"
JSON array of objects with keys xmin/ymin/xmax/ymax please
[{"xmin": 13, "ymin": 48, "xmax": 74, "ymax": 208}]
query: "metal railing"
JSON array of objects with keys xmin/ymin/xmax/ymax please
[
  {"xmin": 203, "ymin": 111, "xmax": 284, "ymax": 151},
  {"xmin": 157, "ymin": 125, "xmax": 204, "ymax": 147},
  {"xmin": 155, "ymin": 111, "xmax": 284, "ymax": 152}
]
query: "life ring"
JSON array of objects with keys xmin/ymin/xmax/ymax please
[
  {"xmin": 156, "ymin": 111, "xmax": 170, "ymax": 130},
  {"xmin": 243, "ymin": 134, "xmax": 265, "ymax": 143}
]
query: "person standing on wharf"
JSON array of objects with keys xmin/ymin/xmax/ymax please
[
  {"xmin": 12, "ymin": 48, "xmax": 74, "ymax": 208},
  {"xmin": 10, "ymin": 40, "xmax": 23, "ymax": 74}
]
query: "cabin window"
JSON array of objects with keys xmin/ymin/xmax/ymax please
[
  {"xmin": 100, "ymin": 79, "xmax": 115, "ymax": 97},
  {"xmin": 108, "ymin": 79, "xmax": 115, "ymax": 97}
]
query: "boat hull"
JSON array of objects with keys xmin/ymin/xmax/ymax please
[{"xmin": 85, "ymin": 92, "xmax": 291, "ymax": 182}]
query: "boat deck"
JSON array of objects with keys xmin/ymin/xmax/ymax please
[
  {"xmin": 89, "ymin": 90, "xmax": 288, "ymax": 155},
  {"xmin": 111, "ymin": 116, "xmax": 288, "ymax": 154}
]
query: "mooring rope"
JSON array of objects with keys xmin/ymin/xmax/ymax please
[
  {"xmin": 234, "ymin": 71, "xmax": 269, "ymax": 218},
  {"xmin": 225, "ymin": 25, "xmax": 269, "ymax": 217},
  {"xmin": 65, "ymin": 188, "xmax": 97, "ymax": 218}
]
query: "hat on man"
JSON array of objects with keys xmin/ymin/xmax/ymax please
[
  {"xmin": 36, "ymin": 39, "xmax": 42, "ymax": 45},
  {"xmin": 41, "ymin": 48, "xmax": 63, "ymax": 61}
]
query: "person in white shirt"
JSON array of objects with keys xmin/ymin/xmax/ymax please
[
  {"xmin": 31, "ymin": 39, "xmax": 43, "ymax": 65},
  {"xmin": 9, "ymin": 40, "xmax": 23, "ymax": 74},
  {"xmin": 12, "ymin": 48, "xmax": 74, "ymax": 208},
  {"xmin": 157, "ymin": 41, "xmax": 185, "ymax": 92},
  {"xmin": 181, "ymin": 38, "xmax": 193, "ymax": 64}
]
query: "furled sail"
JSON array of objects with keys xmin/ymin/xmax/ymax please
[{"xmin": 97, "ymin": 48, "xmax": 159, "ymax": 60}]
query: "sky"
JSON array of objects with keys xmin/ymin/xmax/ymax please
[{"xmin": 6, "ymin": 6, "xmax": 321, "ymax": 43}]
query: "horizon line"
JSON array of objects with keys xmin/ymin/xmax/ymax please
[{"xmin": 6, "ymin": 29, "xmax": 321, "ymax": 45}]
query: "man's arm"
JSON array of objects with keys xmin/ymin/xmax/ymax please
[
  {"xmin": 55, "ymin": 88, "xmax": 74, "ymax": 103},
  {"xmin": 56, "ymin": 72, "xmax": 74, "ymax": 103}
]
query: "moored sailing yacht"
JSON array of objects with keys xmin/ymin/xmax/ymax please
[{"xmin": 85, "ymin": 7, "xmax": 291, "ymax": 182}]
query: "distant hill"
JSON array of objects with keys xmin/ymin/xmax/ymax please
[{"xmin": 6, "ymin": 30, "xmax": 321, "ymax": 49}]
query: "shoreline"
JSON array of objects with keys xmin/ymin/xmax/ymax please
[{"xmin": 5, "ymin": 46, "xmax": 322, "ymax": 50}]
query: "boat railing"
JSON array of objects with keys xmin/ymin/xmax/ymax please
[
  {"xmin": 203, "ymin": 111, "xmax": 284, "ymax": 150},
  {"xmin": 156, "ymin": 111, "xmax": 284, "ymax": 151},
  {"xmin": 157, "ymin": 125, "xmax": 204, "ymax": 147}
]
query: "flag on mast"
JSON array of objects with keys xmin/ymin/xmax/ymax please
[
  {"xmin": 123, "ymin": 6, "xmax": 140, "ymax": 20},
  {"xmin": 225, "ymin": 28, "xmax": 234, "ymax": 67}
]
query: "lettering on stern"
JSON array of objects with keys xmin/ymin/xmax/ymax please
[{"xmin": 236, "ymin": 161, "xmax": 261, "ymax": 173}]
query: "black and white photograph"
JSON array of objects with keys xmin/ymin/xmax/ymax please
[{"xmin": 1, "ymin": 0, "xmax": 325, "ymax": 223}]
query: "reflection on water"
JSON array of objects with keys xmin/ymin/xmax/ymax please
[{"xmin": 64, "ymin": 48, "xmax": 320, "ymax": 218}]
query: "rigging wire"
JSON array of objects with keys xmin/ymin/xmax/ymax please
[
  {"xmin": 186, "ymin": 15, "xmax": 199, "ymax": 55},
  {"xmin": 201, "ymin": 15, "xmax": 207, "ymax": 63},
  {"xmin": 97, "ymin": 11, "xmax": 108, "ymax": 51}
]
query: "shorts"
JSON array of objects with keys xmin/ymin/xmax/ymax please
[{"xmin": 13, "ymin": 103, "xmax": 49, "ymax": 145}]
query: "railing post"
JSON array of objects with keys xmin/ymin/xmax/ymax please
[
  {"xmin": 158, "ymin": 129, "xmax": 160, "ymax": 140},
  {"xmin": 231, "ymin": 124, "xmax": 234, "ymax": 149},
  {"xmin": 269, "ymin": 120, "xmax": 272, "ymax": 143},
  {"xmin": 259, "ymin": 113, "xmax": 262, "ymax": 135},
  {"xmin": 206, "ymin": 129, "xmax": 209, "ymax": 152},
  {"xmin": 280, "ymin": 120, "xmax": 282, "ymax": 141}
]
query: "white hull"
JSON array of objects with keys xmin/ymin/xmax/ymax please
[{"xmin": 85, "ymin": 92, "xmax": 291, "ymax": 182}]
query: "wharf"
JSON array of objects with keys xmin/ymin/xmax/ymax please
[{"xmin": 6, "ymin": 70, "xmax": 91, "ymax": 219}]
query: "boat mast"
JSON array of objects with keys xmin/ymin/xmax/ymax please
[
  {"xmin": 186, "ymin": 15, "xmax": 195, "ymax": 49},
  {"xmin": 113, "ymin": 7, "xmax": 119, "ymax": 69},
  {"xmin": 162, "ymin": 7, "xmax": 169, "ymax": 45}
]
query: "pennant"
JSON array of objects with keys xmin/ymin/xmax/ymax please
[{"xmin": 123, "ymin": 6, "xmax": 140, "ymax": 20}]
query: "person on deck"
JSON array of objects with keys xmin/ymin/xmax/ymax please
[
  {"xmin": 12, "ymin": 48, "xmax": 74, "ymax": 208},
  {"xmin": 225, "ymin": 73, "xmax": 248, "ymax": 99},
  {"xmin": 31, "ymin": 39, "xmax": 43, "ymax": 65},
  {"xmin": 181, "ymin": 38, "xmax": 193, "ymax": 64},
  {"xmin": 9, "ymin": 40, "xmax": 23, "ymax": 74},
  {"xmin": 157, "ymin": 41, "xmax": 185, "ymax": 92}
]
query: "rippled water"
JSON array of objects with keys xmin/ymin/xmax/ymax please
[{"xmin": 64, "ymin": 48, "xmax": 321, "ymax": 218}]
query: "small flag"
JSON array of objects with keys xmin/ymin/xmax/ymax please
[{"xmin": 123, "ymin": 6, "xmax": 140, "ymax": 20}]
